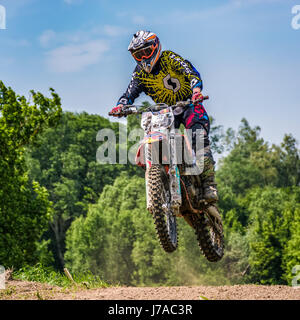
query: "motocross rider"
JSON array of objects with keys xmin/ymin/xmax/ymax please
[{"xmin": 110, "ymin": 30, "xmax": 218, "ymax": 203}]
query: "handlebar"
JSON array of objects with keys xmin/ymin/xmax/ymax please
[{"xmin": 108, "ymin": 96, "xmax": 209, "ymax": 117}]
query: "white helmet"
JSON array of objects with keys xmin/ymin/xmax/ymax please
[{"xmin": 128, "ymin": 30, "xmax": 162, "ymax": 73}]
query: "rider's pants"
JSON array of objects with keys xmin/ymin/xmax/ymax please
[{"xmin": 174, "ymin": 103, "xmax": 215, "ymax": 164}]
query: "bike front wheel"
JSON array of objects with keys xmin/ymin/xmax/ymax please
[{"xmin": 147, "ymin": 165, "xmax": 178, "ymax": 253}]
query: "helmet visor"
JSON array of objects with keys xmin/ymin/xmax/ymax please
[{"xmin": 132, "ymin": 43, "xmax": 158, "ymax": 62}]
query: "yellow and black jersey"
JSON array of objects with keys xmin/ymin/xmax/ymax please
[{"xmin": 118, "ymin": 50, "xmax": 203, "ymax": 106}]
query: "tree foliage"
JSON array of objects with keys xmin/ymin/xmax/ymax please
[
  {"xmin": 216, "ymin": 118, "xmax": 300, "ymax": 284},
  {"xmin": 41, "ymin": 114, "xmax": 300, "ymax": 285},
  {"xmin": 0, "ymin": 81, "xmax": 62, "ymax": 268},
  {"xmin": 26, "ymin": 111, "xmax": 145, "ymax": 269},
  {"xmin": 245, "ymin": 187, "xmax": 300, "ymax": 284},
  {"xmin": 65, "ymin": 174, "xmax": 251, "ymax": 286}
]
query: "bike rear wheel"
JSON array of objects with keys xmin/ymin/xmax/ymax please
[{"xmin": 147, "ymin": 165, "xmax": 178, "ymax": 253}]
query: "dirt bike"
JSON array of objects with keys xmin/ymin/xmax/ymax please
[{"xmin": 109, "ymin": 97, "xmax": 224, "ymax": 262}]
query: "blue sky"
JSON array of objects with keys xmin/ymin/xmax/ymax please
[{"xmin": 0, "ymin": 0, "xmax": 300, "ymax": 148}]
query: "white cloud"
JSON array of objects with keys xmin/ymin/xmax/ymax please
[
  {"xmin": 39, "ymin": 23, "xmax": 128, "ymax": 72},
  {"xmin": 102, "ymin": 24, "xmax": 129, "ymax": 37},
  {"xmin": 46, "ymin": 39, "xmax": 109, "ymax": 73},
  {"xmin": 39, "ymin": 24, "xmax": 128, "ymax": 49},
  {"xmin": 39, "ymin": 29, "xmax": 56, "ymax": 48}
]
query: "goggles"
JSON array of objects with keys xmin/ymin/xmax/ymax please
[{"xmin": 132, "ymin": 42, "xmax": 158, "ymax": 62}]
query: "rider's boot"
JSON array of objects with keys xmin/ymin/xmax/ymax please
[{"xmin": 200, "ymin": 156, "xmax": 218, "ymax": 203}]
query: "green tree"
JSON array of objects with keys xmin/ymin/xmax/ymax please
[
  {"xmin": 217, "ymin": 119, "xmax": 273, "ymax": 197},
  {"xmin": 281, "ymin": 188, "xmax": 300, "ymax": 284},
  {"xmin": 64, "ymin": 174, "xmax": 148, "ymax": 283},
  {"xmin": 246, "ymin": 187, "xmax": 300, "ymax": 284},
  {"xmin": 65, "ymin": 173, "xmax": 248, "ymax": 286},
  {"xmin": 217, "ymin": 118, "xmax": 300, "ymax": 227},
  {"xmin": 0, "ymin": 81, "xmax": 62, "ymax": 268},
  {"xmin": 273, "ymin": 134, "xmax": 300, "ymax": 187},
  {"xmin": 26, "ymin": 111, "xmax": 132, "ymax": 269}
]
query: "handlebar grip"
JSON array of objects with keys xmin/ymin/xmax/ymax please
[{"xmin": 192, "ymin": 95, "xmax": 209, "ymax": 105}]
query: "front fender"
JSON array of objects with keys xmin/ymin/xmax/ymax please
[{"xmin": 135, "ymin": 132, "xmax": 169, "ymax": 167}]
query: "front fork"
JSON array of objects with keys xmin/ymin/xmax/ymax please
[
  {"xmin": 145, "ymin": 132, "xmax": 182, "ymax": 214},
  {"xmin": 169, "ymin": 132, "xmax": 182, "ymax": 213}
]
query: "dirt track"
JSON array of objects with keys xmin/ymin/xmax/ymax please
[{"xmin": 1, "ymin": 280, "xmax": 300, "ymax": 300}]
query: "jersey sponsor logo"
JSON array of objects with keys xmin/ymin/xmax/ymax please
[
  {"xmin": 163, "ymin": 74, "xmax": 181, "ymax": 93},
  {"xmin": 169, "ymin": 53, "xmax": 192, "ymax": 74}
]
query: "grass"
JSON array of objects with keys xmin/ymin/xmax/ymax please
[
  {"xmin": 12, "ymin": 263, "xmax": 110, "ymax": 289},
  {"xmin": 0, "ymin": 286, "xmax": 16, "ymax": 298}
]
